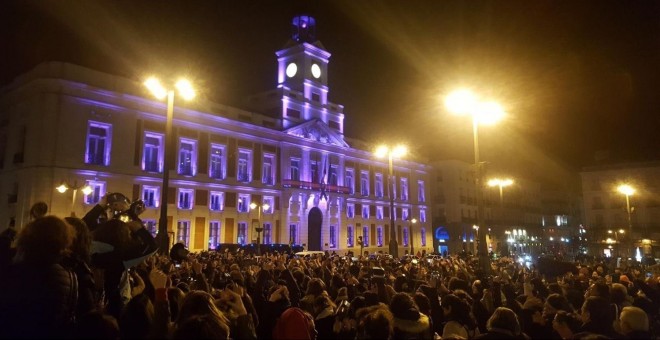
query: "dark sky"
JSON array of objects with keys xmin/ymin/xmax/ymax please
[{"xmin": 2, "ymin": 0, "xmax": 660, "ymax": 183}]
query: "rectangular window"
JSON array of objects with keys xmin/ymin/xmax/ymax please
[
  {"xmin": 377, "ymin": 226, "xmax": 383, "ymax": 247},
  {"xmin": 345, "ymin": 168, "xmax": 355, "ymax": 194},
  {"xmin": 418, "ymin": 180, "xmax": 426, "ymax": 202},
  {"xmin": 402, "ymin": 208, "xmax": 409, "ymax": 221},
  {"xmin": 142, "ymin": 186, "xmax": 159, "ymax": 208},
  {"xmin": 210, "ymin": 191, "xmax": 224, "ymax": 211},
  {"xmin": 347, "ymin": 225, "xmax": 354, "ymax": 247},
  {"xmin": 401, "ymin": 178, "xmax": 409, "ymax": 201},
  {"xmin": 144, "ymin": 219, "xmax": 157, "ymax": 237},
  {"xmin": 420, "ymin": 228, "xmax": 427, "ymax": 246},
  {"xmin": 143, "ymin": 132, "xmax": 163, "ymax": 173},
  {"xmin": 289, "ymin": 224, "xmax": 298, "ymax": 245},
  {"xmin": 362, "ymin": 205, "xmax": 370, "ymax": 219},
  {"xmin": 209, "ymin": 221, "xmax": 221, "ymax": 249},
  {"xmin": 178, "ymin": 189, "xmax": 194, "ymax": 209},
  {"xmin": 310, "ymin": 161, "xmax": 319, "ymax": 183},
  {"xmin": 263, "ymin": 196, "xmax": 274, "ymax": 213},
  {"xmin": 347, "ymin": 203, "xmax": 355, "ymax": 219},
  {"xmin": 362, "ymin": 226, "xmax": 369, "ymax": 247},
  {"xmin": 209, "ymin": 144, "xmax": 226, "ymax": 180},
  {"xmin": 360, "ymin": 171, "xmax": 369, "ymax": 196},
  {"xmin": 263, "ymin": 223, "xmax": 272, "ymax": 244},
  {"xmin": 329, "ymin": 225, "xmax": 337, "ymax": 248},
  {"xmin": 85, "ymin": 121, "xmax": 111, "ymax": 166},
  {"xmin": 376, "ymin": 206, "xmax": 384, "ymax": 220},
  {"xmin": 403, "ymin": 227, "xmax": 409, "ymax": 246},
  {"xmin": 84, "ymin": 180, "xmax": 105, "ymax": 205},
  {"xmin": 237, "ymin": 149, "xmax": 252, "ymax": 182},
  {"xmin": 177, "ymin": 220, "xmax": 190, "ymax": 248},
  {"xmin": 328, "ymin": 165, "xmax": 338, "ymax": 185},
  {"xmin": 420, "ymin": 209, "xmax": 427, "ymax": 222},
  {"xmin": 178, "ymin": 138, "xmax": 197, "ymax": 176},
  {"xmin": 375, "ymin": 173, "xmax": 384, "ymax": 198},
  {"xmin": 237, "ymin": 222, "xmax": 248, "ymax": 245},
  {"xmin": 262, "ymin": 154, "xmax": 275, "ymax": 185},
  {"xmin": 290, "ymin": 158, "xmax": 300, "ymax": 181},
  {"xmin": 237, "ymin": 194, "xmax": 250, "ymax": 213}
]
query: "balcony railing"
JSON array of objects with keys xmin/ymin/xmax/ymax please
[{"xmin": 282, "ymin": 179, "xmax": 351, "ymax": 194}]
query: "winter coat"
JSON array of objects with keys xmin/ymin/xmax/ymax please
[
  {"xmin": 0, "ymin": 263, "xmax": 78, "ymax": 339},
  {"xmin": 392, "ymin": 312, "xmax": 434, "ymax": 340}
]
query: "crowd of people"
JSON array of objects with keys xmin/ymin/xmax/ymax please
[{"xmin": 1, "ymin": 194, "xmax": 659, "ymax": 339}]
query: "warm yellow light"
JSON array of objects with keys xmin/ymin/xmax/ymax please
[
  {"xmin": 472, "ymin": 225, "xmax": 479, "ymax": 230},
  {"xmin": 411, "ymin": 218, "xmax": 417, "ymax": 224},
  {"xmin": 474, "ymin": 101, "xmax": 505, "ymax": 125},
  {"xmin": 392, "ymin": 145, "xmax": 407, "ymax": 158},
  {"xmin": 144, "ymin": 77, "xmax": 167, "ymax": 100},
  {"xmin": 81, "ymin": 185, "xmax": 93, "ymax": 196},
  {"xmin": 619, "ymin": 229, "xmax": 625, "ymax": 234},
  {"xmin": 445, "ymin": 89, "xmax": 478, "ymax": 115},
  {"xmin": 250, "ymin": 203, "xmax": 257, "ymax": 210},
  {"xmin": 175, "ymin": 79, "xmax": 196, "ymax": 100},
  {"xmin": 617, "ymin": 184, "xmax": 635, "ymax": 196},
  {"xmin": 263, "ymin": 203, "xmax": 271, "ymax": 211},
  {"xmin": 488, "ymin": 178, "xmax": 513, "ymax": 187},
  {"xmin": 56, "ymin": 184, "xmax": 68, "ymax": 193},
  {"xmin": 375, "ymin": 145, "xmax": 389, "ymax": 158},
  {"xmin": 608, "ymin": 230, "xmax": 613, "ymax": 234}
]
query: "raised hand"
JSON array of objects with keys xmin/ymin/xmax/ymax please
[{"xmin": 149, "ymin": 269, "xmax": 168, "ymax": 290}]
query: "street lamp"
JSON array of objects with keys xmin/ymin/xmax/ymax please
[
  {"xmin": 145, "ymin": 77, "xmax": 196, "ymax": 254},
  {"xmin": 250, "ymin": 202, "xmax": 270, "ymax": 255},
  {"xmin": 375, "ymin": 144, "xmax": 407, "ymax": 258},
  {"xmin": 608, "ymin": 229, "xmax": 625, "ymax": 257},
  {"xmin": 488, "ymin": 178, "xmax": 514, "ymax": 206},
  {"xmin": 445, "ymin": 89, "xmax": 504, "ymax": 273},
  {"xmin": 56, "ymin": 181, "xmax": 93, "ymax": 217},
  {"xmin": 617, "ymin": 184, "xmax": 635, "ymax": 258},
  {"xmin": 409, "ymin": 218, "xmax": 417, "ymax": 255}
]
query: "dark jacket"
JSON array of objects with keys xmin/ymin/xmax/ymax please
[
  {"xmin": 475, "ymin": 328, "xmax": 528, "ymax": 339},
  {"xmin": 0, "ymin": 263, "xmax": 78, "ymax": 339},
  {"xmin": 573, "ymin": 321, "xmax": 625, "ymax": 339},
  {"xmin": 392, "ymin": 313, "xmax": 434, "ymax": 340}
]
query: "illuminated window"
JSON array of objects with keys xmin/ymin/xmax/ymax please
[
  {"xmin": 84, "ymin": 180, "xmax": 105, "ymax": 205},
  {"xmin": 418, "ymin": 180, "xmax": 426, "ymax": 202},
  {"xmin": 263, "ymin": 196, "xmax": 274, "ymax": 213},
  {"xmin": 403, "ymin": 227, "xmax": 409, "ymax": 246},
  {"xmin": 329, "ymin": 225, "xmax": 337, "ymax": 248},
  {"xmin": 143, "ymin": 132, "xmax": 163, "ymax": 173},
  {"xmin": 400, "ymin": 178, "xmax": 408, "ymax": 201},
  {"xmin": 329, "ymin": 165, "xmax": 338, "ymax": 185},
  {"xmin": 85, "ymin": 121, "xmax": 111, "ymax": 166},
  {"xmin": 262, "ymin": 154, "xmax": 275, "ymax": 185},
  {"xmin": 360, "ymin": 171, "xmax": 369, "ymax": 196},
  {"xmin": 345, "ymin": 168, "xmax": 354, "ymax": 194},
  {"xmin": 237, "ymin": 222, "xmax": 248, "ymax": 245},
  {"xmin": 289, "ymin": 224, "xmax": 298, "ymax": 245},
  {"xmin": 209, "ymin": 144, "xmax": 226, "ymax": 180},
  {"xmin": 177, "ymin": 220, "xmax": 190, "ymax": 247},
  {"xmin": 142, "ymin": 186, "xmax": 159, "ymax": 208},
  {"xmin": 421, "ymin": 228, "xmax": 427, "ymax": 246},
  {"xmin": 347, "ymin": 225, "xmax": 354, "ymax": 247},
  {"xmin": 377, "ymin": 226, "xmax": 383, "ymax": 247},
  {"xmin": 402, "ymin": 208, "xmax": 409, "ymax": 221},
  {"xmin": 178, "ymin": 138, "xmax": 197, "ymax": 176},
  {"xmin": 375, "ymin": 173, "xmax": 384, "ymax": 198},
  {"xmin": 420, "ymin": 209, "xmax": 427, "ymax": 222},
  {"xmin": 210, "ymin": 191, "xmax": 224, "ymax": 211},
  {"xmin": 347, "ymin": 204, "xmax": 355, "ymax": 219},
  {"xmin": 362, "ymin": 226, "xmax": 369, "ymax": 246},
  {"xmin": 178, "ymin": 189, "xmax": 194, "ymax": 210},
  {"xmin": 290, "ymin": 158, "xmax": 300, "ymax": 181},
  {"xmin": 209, "ymin": 221, "xmax": 221, "ymax": 249},
  {"xmin": 310, "ymin": 160, "xmax": 319, "ymax": 183},
  {"xmin": 376, "ymin": 206, "xmax": 384, "ymax": 220},
  {"xmin": 237, "ymin": 149, "xmax": 252, "ymax": 182},
  {"xmin": 263, "ymin": 223, "xmax": 272, "ymax": 244},
  {"xmin": 362, "ymin": 205, "xmax": 370, "ymax": 219},
  {"xmin": 237, "ymin": 194, "xmax": 250, "ymax": 213}
]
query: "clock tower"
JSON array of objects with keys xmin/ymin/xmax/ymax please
[{"xmin": 275, "ymin": 15, "xmax": 345, "ymax": 134}]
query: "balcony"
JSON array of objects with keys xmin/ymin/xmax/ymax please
[{"xmin": 282, "ymin": 179, "xmax": 351, "ymax": 194}]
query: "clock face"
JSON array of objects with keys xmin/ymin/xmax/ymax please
[
  {"xmin": 286, "ymin": 63, "xmax": 298, "ymax": 78},
  {"xmin": 311, "ymin": 64, "xmax": 321, "ymax": 78}
]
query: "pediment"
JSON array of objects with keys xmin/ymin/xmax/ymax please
[{"xmin": 285, "ymin": 119, "xmax": 349, "ymax": 148}]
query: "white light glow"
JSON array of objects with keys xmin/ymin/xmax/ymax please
[
  {"xmin": 56, "ymin": 184, "xmax": 68, "ymax": 193},
  {"xmin": 375, "ymin": 145, "xmax": 389, "ymax": 158},
  {"xmin": 176, "ymin": 79, "xmax": 196, "ymax": 100},
  {"xmin": 81, "ymin": 185, "xmax": 93, "ymax": 196},
  {"xmin": 445, "ymin": 89, "xmax": 478, "ymax": 115},
  {"xmin": 145, "ymin": 77, "xmax": 167, "ymax": 100},
  {"xmin": 286, "ymin": 63, "xmax": 298, "ymax": 78},
  {"xmin": 474, "ymin": 101, "xmax": 505, "ymax": 125},
  {"xmin": 618, "ymin": 184, "xmax": 635, "ymax": 196}
]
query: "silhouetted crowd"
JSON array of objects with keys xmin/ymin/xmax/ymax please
[{"xmin": 1, "ymin": 195, "xmax": 659, "ymax": 339}]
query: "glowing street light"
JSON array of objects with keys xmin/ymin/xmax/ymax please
[
  {"xmin": 56, "ymin": 181, "xmax": 93, "ymax": 216},
  {"xmin": 488, "ymin": 178, "xmax": 514, "ymax": 206},
  {"xmin": 617, "ymin": 184, "xmax": 635, "ymax": 258},
  {"xmin": 145, "ymin": 76, "xmax": 196, "ymax": 253},
  {"xmin": 375, "ymin": 144, "xmax": 407, "ymax": 257},
  {"xmin": 445, "ymin": 89, "xmax": 505, "ymax": 273},
  {"xmin": 250, "ymin": 202, "xmax": 270, "ymax": 255}
]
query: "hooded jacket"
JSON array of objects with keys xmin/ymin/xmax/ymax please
[{"xmin": 392, "ymin": 312, "xmax": 434, "ymax": 340}]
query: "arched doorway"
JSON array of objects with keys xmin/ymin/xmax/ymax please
[
  {"xmin": 307, "ymin": 207, "xmax": 323, "ymax": 251},
  {"xmin": 434, "ymin": 226, "xmax": 450, "ymax": 256}
]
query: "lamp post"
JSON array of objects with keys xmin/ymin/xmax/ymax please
[
  {"xmin": 145, "ymin": 77, "xmax": 195, "ymax": 254},
  {"xmin": 375, "ymin": 145, "xmax": 407, "ymax": 258},
  {"xmin": 409, "ymin": 218, "xmax": 417, "ymax": 255},
  {"xmin": 445, "ymin": 89, "xmax": 504, "ymax": 273},
  {"xmin": 250, "ymin": 202, "xmax": 270, "ymax": 255},
  {"xmin": 56, "ymin": 181, "xmax": 93, "ymax": 217},
  {"xmin": 473, "ymin": 225, "xmax": 480, "ymax": 255},
  {"xmin": 617, "ymin": 184, "xmax": 635, "ymax": 259},
  {"xmin": 608, "ymin": 229, "xmax": 625, "ymax": 258}
]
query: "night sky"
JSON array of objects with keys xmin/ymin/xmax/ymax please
[{"xmin": 2, "ymin": 1, "xmax": 660, "ymax": 183}]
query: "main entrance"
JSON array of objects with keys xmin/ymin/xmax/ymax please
[{"xmin": 307, "ymin": 207, "xmax": 323, "ymax": 251}]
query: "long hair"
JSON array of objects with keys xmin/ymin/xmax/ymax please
[
  {"xmin": 65, "ymin": 217, "xmax": 91, "ymax": 263},
  {"xmin": 16, "ymin": 215, "xmax": 74, "ymax": 264},
  {"xmin": 176, "ymin": 291, "xmax": 230, "ymax": 326},
  {"xmin": 441, "ymin": 293, "xmax": 477, "ymax": 329}
]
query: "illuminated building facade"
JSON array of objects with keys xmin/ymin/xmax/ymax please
[{"xmin": 0, "ymin": 16, "xmax": 432, "ymax": 254}]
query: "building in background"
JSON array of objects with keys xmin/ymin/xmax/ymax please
[{"xmin": 0, "ymin": 15, "xmax": 432, "ymax": 254}]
